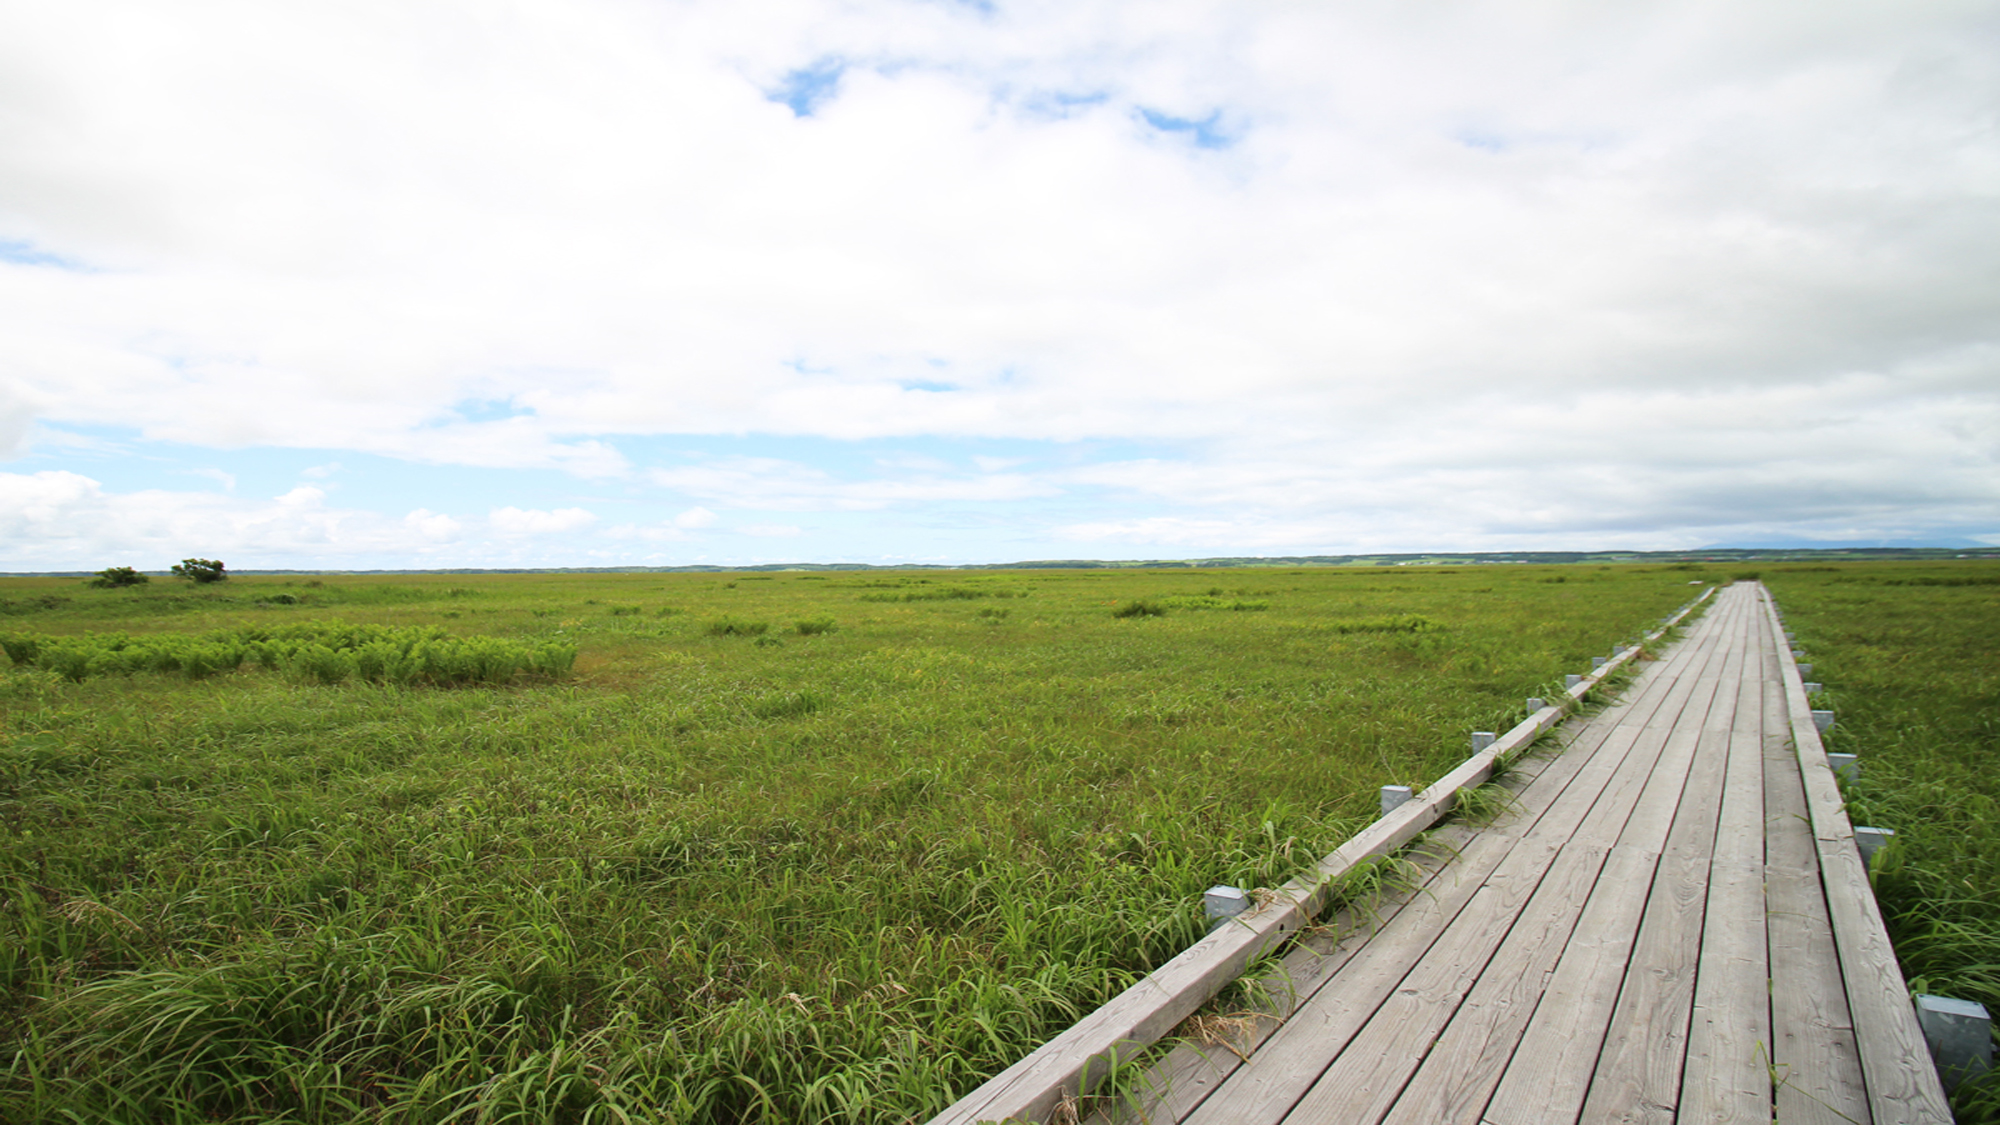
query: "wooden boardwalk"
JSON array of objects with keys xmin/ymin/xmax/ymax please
[{"xmin": 1050, "ymin": 582, "xmax": 1953, "ymax": 1124}]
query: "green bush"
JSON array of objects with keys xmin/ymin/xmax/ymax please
[
  {"xmin": 1112, "ymin": 600, "xmax": 1167, "ymax": 618},
  {"xmin": 794, "ymin": 617, "xmax": 837, "ymax": 635},
  {"xmin": 170, "ymin": 559, "xmax": 227, "ymax": 584},
  {"xmin": 85, "ymin": 567, "xmax": 148, "ymax": 589}
]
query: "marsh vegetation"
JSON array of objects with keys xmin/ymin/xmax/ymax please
[{"xmin": 0, "ymin": 564, "xmax": 1773, "ymax": 1121}]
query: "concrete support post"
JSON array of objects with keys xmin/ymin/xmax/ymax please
[
  {"xmin": 1470, "ymin": 732, "xmax": 1496, "ymax": 753},
  {"xmin": 1799, "ymin": 663, "xmax": 1814, "ymax": 678},
  {"xmin": 1915, "ymin": 995, "xmax": 1993, "ymax": 1093},
  {"xmin": 1812, "ymin": 710, "xmax": 1836, "ymax": 733},
  {"xmin": 1828, "ymin": 753, "xmax": 1859, "ymax": 782},
  {"xmin": 1203, "ymin": 885, "xmax": 1250, "ymax": 929},
  {"xmin": 1379, "ymin": 785, "xmax": 1413, "ymax": 817},
  {"xmin": 1525, "ymin": 697, "xmax": 1545, "ymax": 712},
  {"xmin": 1591, "ymin": 657, "xmax": 1607, "ymax": 670},
  {"xmin": 1855, "ymin": 826, "xmax": 1894, "ymax": 866},
  {"xmin": 1804, "ymin": 682, "xmax": 1822, "ymax": 694},
  {"xmin": 1565, "ymin": 674, "xmax": 1583, "ymax": 689}
]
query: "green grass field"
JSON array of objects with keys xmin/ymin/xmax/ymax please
[
  {"xmin": 1761, "ymin": 562, "xmax": 2000, "ymax": 1120},
  {"xmin": 0, "ymin": 563, "xmax": 1774, "ymax": 1121}
]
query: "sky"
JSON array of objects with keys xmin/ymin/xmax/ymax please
[{"xmin": 2, "ymin": 0, "xmax": 1997, "ymax": 572}]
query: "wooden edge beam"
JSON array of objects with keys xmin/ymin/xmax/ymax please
[{"xmin": 1753, "ymin": 584, "xmax": 1952, "ymax": 1123}]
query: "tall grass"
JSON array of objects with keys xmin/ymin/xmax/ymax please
[
  {"xmin": 0, "ymin": 565, "xmax": 1698, "ymax": 1122},
  {"xmin": 1764, "ymin": 561, "xmax": 2000, "ymax": 1121}
]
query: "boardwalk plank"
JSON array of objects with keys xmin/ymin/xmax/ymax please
[
  {"xmin": 1677, "ymin": 658, "xmax": 1772, "ymax": 1125},
  {"xmin": 1755, "ymin": 588, "xmax": 1952, "ymax": 1124},
  {"xmin": 1480, "ymin": 598, "xmax": 1743, "ymax": 1124},
  {"xmin": 1279, "ymin": 847, "xmax": 1601, "ymax": 1124},
  {"xmin": 1379, "ymin": 605, "xmax": 1749, "ymax": 1125},
  {"xmin": 1760, "ymin": 628, "xmax": 1870, "ymax": 1125},
  {"xmin": 1317, "ymin": 841, "xmax": 1610, "ymax": 1125},
  {"xmin": 1575, "ymin": 600, "xmax": 1744, "ymax": 1123}
]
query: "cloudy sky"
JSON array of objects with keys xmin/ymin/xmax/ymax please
[{"xmin": 3, "ymin": 0, "xmax": 1997, "ymax": 571}]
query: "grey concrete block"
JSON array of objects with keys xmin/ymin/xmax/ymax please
[
  {"xmin": 1203, "ymin": 885, "xmax": 1250, "ymax": 924},
  {"xmin": 1916, "ymin": 994, "xmax": 1992, "ymax": 1092}
]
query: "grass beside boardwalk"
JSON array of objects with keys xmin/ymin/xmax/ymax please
[
  {"xmin": 2, "ymin": 565, "xmax": 1698, "ymax": 1123},
  {"xmin": 1762, "ymin": 561, "xmax": 2000, "ymax": 1121}
]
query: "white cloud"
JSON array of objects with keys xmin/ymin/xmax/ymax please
[
  {"xmin": 488, "ymin": 506, "xmax": 598, "ymax": 536},
  {"xmin": 648, "ymin": 457, "xmax": 1053, "ymax": 511},
  {"xmin": 0, "ymin": 471, "xmax": 427, "ymax": 569},
  {"xmin": 672, "ymin": 506, "xmax": 719, "ymax": 529},
  {"xmin": 0, "ymin": 1, "xmax": 1994, "ymax": 561},
  {"xmin": 404, "ymin": 508, "xmax": 462, "ymax": 541}
]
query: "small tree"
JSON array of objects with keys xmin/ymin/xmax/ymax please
[
  {"xmin": 171, "ymin": 558, "xmax": 228, "ymax": 584},
  {"xmin": 87, "ymin": 566, "xmax": 149, "ymax": 588}
]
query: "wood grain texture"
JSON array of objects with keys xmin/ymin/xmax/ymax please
[
  {"xmin": 1753, "ymin": 585, "xmax": 1952, "ymax": 1123},
  {"xmin": 1677, "ymin": 656, "xmax": 1772, "ymax": 1125},
  {"xmin": 1575, "ymin": 596, "xmax": 1747, "ymax": 1124}
]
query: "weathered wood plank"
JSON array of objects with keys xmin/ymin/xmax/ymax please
[
  {"xmin": 1086, "ymin": 821, "xmax": 1482, "ymax": 1125},
  {"xmin": 1279, "ymin": 846, "xmax": 1602, "ymax": 1124},
  {"xmin": 1677, "ymin": 656, "xmax": 1772, "ymax": 1125},
  {"xmin": 1754, "ymin": 586, "xmax": 1952, "ymax": 1123},
  {"xmin": 1379, "ymin": 598, "xmax": 1751, "ymax": 1124},
  {"xmin": 1173, "ymin": 832, "xmax": 1559, "ymax": 1125},
  {"xmin": 1477, "ymin": 844, "xmax": 1660, "ymax": 1125},
  {"xmin": 1758, "ymin": 612, "xmax": 1867, "ymax": 1125},
  {"xmin": 1337, "ymin": 841, "xmax": 1611, "ymax": 1125},
  {"xmin": 1574, "ymin": 611, "xmax": 1741, "ymax": 1124},
  {"xmin": 1481, "ymin": 587, "xmax": 1750, "ymax": 1123}
]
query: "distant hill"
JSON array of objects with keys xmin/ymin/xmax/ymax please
[
  {"xmin": 1699, "ymin": 537, "xmax": 1992, "ymax": 551},
  {"xmin": 10, "ymin": 544, "xmax": 1997, "ymax": 578}
]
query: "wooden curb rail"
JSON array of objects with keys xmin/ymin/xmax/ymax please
[
  {"xmin": 1755, "ymin": 586, "xmax": 1951, "ymax": 1121},
  {"xmin": 927, "ymin": 588, "xmax": 1718, "ymax": 1125}
]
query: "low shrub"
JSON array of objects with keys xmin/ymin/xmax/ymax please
[
  {"xmin": 705, "ymin": 618, "xmax": 770, "ymax": 637},
  {"xmin": 86, "ymin": 567, "xmax": 149, "ymax": 589},
  {"xmin": 1328, "ymin": 613, "xmax": 1443, "ymax": 635},
  {"xmin": 0, "ymin": 623, "xmax": 575, "ymax": 687}
]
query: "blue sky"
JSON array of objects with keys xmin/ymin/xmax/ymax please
[{"xmin": 2, "ymin": 1, "xmax": 1997, "ymax": 571}]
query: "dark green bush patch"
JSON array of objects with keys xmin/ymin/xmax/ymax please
[
  {"xmin": 705, "ymin": 618, "xmax": 770, "ymax": 637},
  {"xmin": 1327, "ymin": 613, "xmax": 1442, "ymax": 635},
  {"xmin": 0, "ymin": 623, "xmax": 575, "ymax": 686}
]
